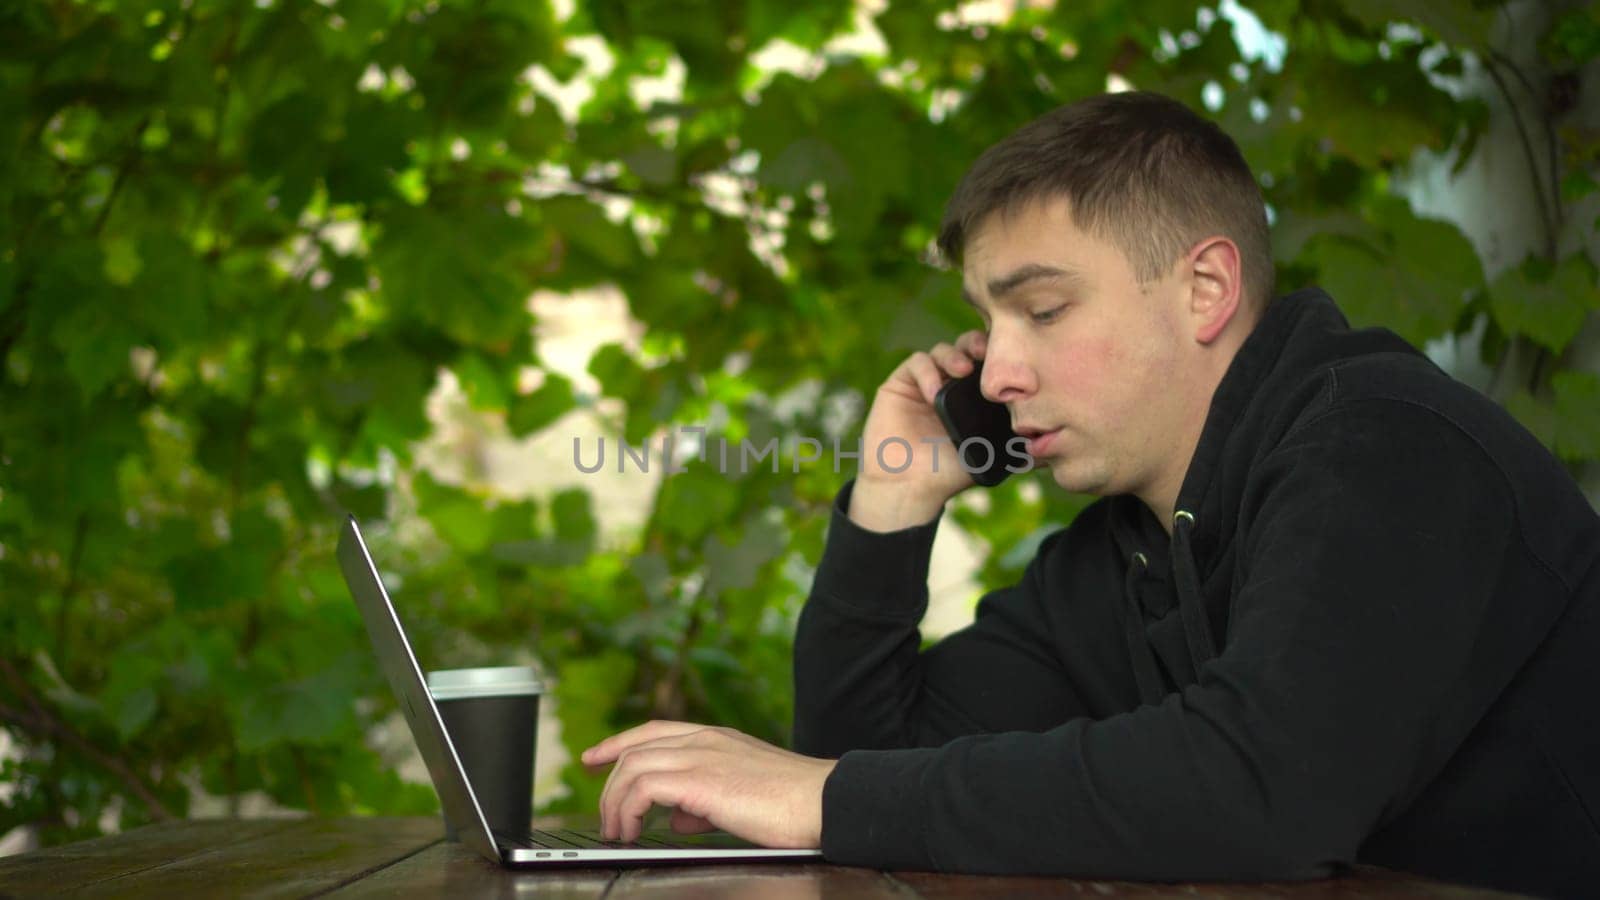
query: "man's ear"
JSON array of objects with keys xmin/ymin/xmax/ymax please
[{"xmin": 1187, "ymin": 236, "xmax": 1243, "ymax": 345}]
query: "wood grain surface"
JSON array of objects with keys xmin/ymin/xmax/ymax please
[{"xmin": 0, "ymin": 817, "xmax": 1534, "ymax": 899}]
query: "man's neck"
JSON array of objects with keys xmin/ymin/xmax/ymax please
[{"xmin": 1140, "ymin": 328, "xmax": 1252, "ymax": 536}]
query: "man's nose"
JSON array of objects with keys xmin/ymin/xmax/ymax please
[{"xmin": 979, "ymin": 342, "xmax": 1033, "ymax": 403}]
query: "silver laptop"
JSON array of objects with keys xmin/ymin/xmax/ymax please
[{"xmin": 337, "ymin": 515, "xmax": 823, "ymax": 866}]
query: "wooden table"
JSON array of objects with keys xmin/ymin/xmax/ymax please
[{"xmin": 0, "ymin": 816, "xmax": 1531, "ymax": 898}]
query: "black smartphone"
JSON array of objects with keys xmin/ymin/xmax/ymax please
[{"xmin": 933, "ymin": 364, "xmax": 1031, "ymax": 487}]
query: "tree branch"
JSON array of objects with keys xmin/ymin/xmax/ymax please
[
  {"xmin": 53, "ymin": 513, "xmax": 90, "ymax": 661},
  {"xmin": 0, "ymin": 279, "xmax": 30, "ymax": 384},
  {"xmin": 0, "ymin": 658, "xmax": 174, "ymax": 822},
  {"xmin": 649, "ymin": 591, "xmax": 704, "ymax": 721},
  {"xmin": 1481, "ymin": 54, "xmax": 1557, "ymax": 259},
  {"xmin": 567, "ymin": 176, "xmax": 696, "ymax": 207},
  {"xmin": 90, "ymin": 115, "xmax": 152, "ymax": 237},
  {"xmin": 289, "ymin": 745, "xmax": 319, "ymax": 814},
  {"xmin": 1528, "ymin": 345, "xmax": 1550, "ymax": 393},
  {"xmin": 4, "ymin": 92, "xmax": 157, "ymax": 384},
  {"xmin": 230, "ymin": 342, "xmax": 270, "ymax": 512},
  {"xmin": 1487, "ymin": 48, "xmax": 1564, "ymax": 237}
]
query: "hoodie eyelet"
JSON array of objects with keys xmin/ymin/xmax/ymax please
[{"xmin": 1173, "ymin": 510, "xmax": 1195, "ymax": 528}]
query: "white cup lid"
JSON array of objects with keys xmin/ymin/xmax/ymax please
[{"xmin": 426, "ymin": 666, "xmax": 544, "ymax": 700}]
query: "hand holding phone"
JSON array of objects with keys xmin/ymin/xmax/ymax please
[
  {"xmin": 848, "ymin": 330, "xmax": 999, "ymax": 531},
  {"xmin": 934, "ymin": 364, "xmax": 1032, "ymax": 487}
]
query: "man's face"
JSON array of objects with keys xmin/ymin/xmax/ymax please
[{"xmin": 960, "ymin": 196, "xmax": 1203, "ymax": 503}]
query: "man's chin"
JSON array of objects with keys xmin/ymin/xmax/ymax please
[{"xmin": 1045, "ymin": 458, "xmax": 1110, "ymax": 496}]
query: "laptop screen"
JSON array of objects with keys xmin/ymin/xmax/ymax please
[{"xmin": 337, "ymin": 516, "xmax": 502, "ymax": 861}]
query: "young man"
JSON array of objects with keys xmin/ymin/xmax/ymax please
[{"xmin": 581, "ymin": 92, "xmax": 1600, "ymax": 898}]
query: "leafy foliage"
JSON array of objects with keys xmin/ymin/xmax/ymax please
[{"xmin": 1, "ymin": 0, "xmax": 1595, "ymax": 845}]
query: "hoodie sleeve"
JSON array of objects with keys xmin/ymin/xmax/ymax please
[
  {"xmin": 793, "ymin": 480, "xmax": 1102, "ymax": 758},
  {"xmin": 817, "ymin": 399, "xmax": 1518, "ymax": 879}
]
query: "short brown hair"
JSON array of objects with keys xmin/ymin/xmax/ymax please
[{"xmin": 937, "ymin": 91, "xmax": 1274, "ymax": 308}]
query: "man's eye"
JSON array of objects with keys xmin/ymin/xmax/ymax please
[{"xmin": 1031, "ymin": 305, "xmax": 1066, "ymax": 324}]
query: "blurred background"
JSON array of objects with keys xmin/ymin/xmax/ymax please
[{"xmin": 1, "ymin": 0, "xmax": 1597, "ymax": 854}]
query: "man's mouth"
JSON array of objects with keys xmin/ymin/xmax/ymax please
[{"xmin": 1013, "ymin": 424, "xmax": 1061, "ymax": 458}]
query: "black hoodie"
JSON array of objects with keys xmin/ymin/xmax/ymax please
[{"xmin": 794, "ymin": 287, "xmax": 1600, "ymax": 899}]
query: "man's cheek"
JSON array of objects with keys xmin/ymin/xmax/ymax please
[{"xmin": 1052, "ymin": 340, "xmax": 1115, "ymax": 394}]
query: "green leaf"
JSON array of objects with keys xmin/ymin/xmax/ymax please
[
  {"xmin": 505, "ymin": 97, "xmax": 567, "ymax": 159},
  {"xmin": 1506, "ymin": 371, "xmax": 1600, "ymax": 464},
  {"xmin": 1488, "ymin": 253, "xmax": 1600, "ymax": 352},
  {"xmin": 34, "ymin": 243, "xmax": 133, "ymax": 399},
  {"xmin": 112, "ymin": 687, "xmax": 159, "ymax": 740},
  {"xmin": 231, "ymin": 660, "xmax": 360, "ymax": 751},
  {"xmin": 1544, "ymin": 6, "xmax": 1600, "ymax": 65},
  {"xmin": 1560, "ymin": 169, "xmax": 1598, "ymax": 205},
  {"xmin": 540, "ymin": 196, "xmax": 641, "ymax": 279},
  {"xmin": 550, "ymin": 488, "xmax": 597, "ymax": 547},
  {"xmin": 1287, "ymin": 56, "xmax": 1462, "ymax": 165},
  {"xmin": 620, "ymin": 145, "xmax": 677, "ymax": 187},
  {"xmin": 415, "ymin": 473, "xmax": 492, "ymax": 555},
  {"xmin": 747, "ymin": 0, "xmax": 853, "ymax": 49},
  {"xmin": 165, "ymin": 553, "xmax": 228, "ymax": 613},
  {"xmin": 454, "ymin": 351, "xmax": 512, "ymax": 411},
  {"xmin": 1302, "ymin": 200, "xmax": 1483, "ymax": 346},
  {"xmin": 655, "ymin": 467, "xmax": 739, "ymax": 542},
  {"xmin": 0, "ymin": 489, "xmax": 33, "ymax": 530},
  {"xmin": 588, "ymin": 343, "xmax": 647, "ymax": 400},
  {"xmin": 1552, "ymin": 371, "xmax": 1600, "ymax": 462},
  {"xmin": 99, "ymin": 633, "xmax": 169, "ymax": 739},
  {"xmin": 164, "ymin": 513, "xmax": 278, "ymax": 611},
  {"xmin": 374, "ymin": 204, "xmax": 537, "ymax": 346},
  {"xmin": 132, "ymin": 231, "xmax": 210, "ymax": 348},
  {"xmin": 701, "ymin": 522, "xmax": 784, "ymax": 596},
  {"xmin": 101, "ymin": 236, "xmax": 143, "ymax": 286},
  {"xmin": 326, "ymin": 97, "xmax": 413, "ymax": 205},
  {"xmin": 332, "ymin": 481, "xmax": 388, "ymax": 520},
  {"xmin": 1338, "ymin": 0, "xmax": 1493, "ymax": 47},
  {"xmin": 628, "ymin": 552, "xmax": 671, "ymax": 604},
  {"xmin": 49, "ymin": 302, "xmax": 136, "ymax": 399},
  {"xmin": 246, "ymin": 91, "xmax": 327, "ymax": 218},
  {"xmin": 507, "ymin": 373, "xmax": 576, "ymax": 437}
]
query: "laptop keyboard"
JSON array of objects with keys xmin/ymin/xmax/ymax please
[
  {"xmin": 506, "ymin": 828, "xmax": 753, "ymax": 851},
  {"xmin": 513, "ymin": 829, "xmax": 667, "ymax": 850}
]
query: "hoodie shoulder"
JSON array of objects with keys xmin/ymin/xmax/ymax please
[{"xmin": 1301, "ymin": 332, "xmax": 1598, "ymax": 587}]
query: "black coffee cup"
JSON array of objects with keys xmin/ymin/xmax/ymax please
[{"xmin": 426, "ymin": 666, "xmax": 544, "ymax": 840}]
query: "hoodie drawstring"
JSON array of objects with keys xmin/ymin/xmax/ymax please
[
  {"xmin": 1171, "ymin": 510, "xmax": 1218, "ymax": 670},
  {"xmin": 1121, "ymin": 551, "xmax": 1166, "ymax": 706},
  {"xmin": 1122, "ymin": 511, "xmax": 1221, "ymax": 707}
]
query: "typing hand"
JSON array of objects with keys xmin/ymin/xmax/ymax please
[{"xmin": 581, "ymin": 720, "xmax": 837, "ymax": 848}]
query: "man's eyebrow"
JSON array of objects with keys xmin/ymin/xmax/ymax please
[
  {"xmin": 962, "ymin": 263, "xmax": 1088, "ymax": 310},
  {"xmin": 989, "ymin": 263, "xmax": 1089, "ymax": 298},
  {"xmin": 960, "ymin": 261, "xmax": 1088, "ymax": 310}
]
